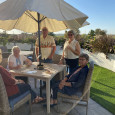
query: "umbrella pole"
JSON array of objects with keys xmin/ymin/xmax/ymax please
[
  {"xmin": 37, "ymin": 12, "xmax": 44, "ymax": 70},
  {"xmin": 37, "ymin": 13, "xmax": 43, "ymax": 97}
]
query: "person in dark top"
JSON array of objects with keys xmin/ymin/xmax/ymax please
[{"xmin": 50, "ymin": 53, "xmax": 89, "ymax": 106}]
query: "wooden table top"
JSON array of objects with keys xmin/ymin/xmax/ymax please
[{"xmin": 9, "ymin": 62, "xmax": 66, "ymax": 81}]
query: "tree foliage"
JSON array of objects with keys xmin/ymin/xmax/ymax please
[
  {"xmin": 92, "ymin": 35, "xmax": 115, "ymax": 55},
  {"xmin": 48, "ymin": 32, "xmax": 55, "ymax": 37},
  {"xmin": 88, "ymin": 30, "xmax": 95, "ymax": 39}
]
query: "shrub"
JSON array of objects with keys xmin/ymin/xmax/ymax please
[
  {"xmin": 92, "ymin": 35, "xmax": 115, "ymax": 55},
  {"xmin": 55, "ymin": 36, "xmax": 66, "ymax": 46},
  {"xmin": 0, "ymin": 37, "xmax": 8, "ymax": 46},
  {"xmin": 76, "ymin": 34, "xmax": 93, "ymax": 51}
]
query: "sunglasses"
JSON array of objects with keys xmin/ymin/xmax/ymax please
[
  {"xmin": 42, "ymin": 29, "xmax": 48, "ymax": 31},
  {"xmin": 68, "ymin": 33, "xmax": 73, "ymax": 36},
  {"xmin": 79, "ymin": 59, "xmax": 86, "ymax": 61}
]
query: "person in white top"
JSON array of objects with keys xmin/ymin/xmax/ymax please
[
  {"xmin": 8, "ymin": 46, "xmax": 32, "ymax": 83},
  {"xmin": 59, "ymin": 30, "xmax": 81, "ymax": 73},
  {"xmin": 35, "ymin": 27, "xmax": 56, "ymax": 63}
]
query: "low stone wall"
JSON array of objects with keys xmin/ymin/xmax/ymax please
[{"xmin": 6, "ymin": 43, "xmax": 33, "ymax": 51}]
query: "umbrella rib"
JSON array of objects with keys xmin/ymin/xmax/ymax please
[
  {"xmin": 12, "ymin": 18, "xmax": 20, "ymax": 29},
  {"xmin": 39, "ymin": 16, "xmax": 47, "ymax": 23},
  {"xmin": 25, "ymin": 11, "xmax": 47, "ymax": 23},
  {"xmin": 59, "ymin": 0, "xmax": 66, "ymax": 20},
  {"xmin": 25, "ymin": 11, "xmax": 38, "ymax": 22},
  {"xmin": 62, "ymin": 21, "xmax": 68, "ymax": 28}
]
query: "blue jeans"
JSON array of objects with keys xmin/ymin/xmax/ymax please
[
  {"xmin": 51, "ymin": 80, "xmax": 74, "ymax": 99},
  {"xmin": 8, "ymin": 83, "xmax": 36, "ymax": 101}
]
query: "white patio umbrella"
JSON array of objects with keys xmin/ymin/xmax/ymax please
[
  {"xmin": 0, "ymin": 12, "xmax": 89, "ymax": 33},
  {"xmin": 0, "ymin": 0, "xmax": 89, "ymax": 65}
]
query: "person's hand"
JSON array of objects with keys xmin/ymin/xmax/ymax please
[
  {"xmin": 67, "ymin": 45, "xmax": 71, "ymax": 50},
  {"xmin": 18, "ymin": 79, "xmax": 25, "ymax": 84},
  {"xmin": 37, "ymin": 58, "xmax": 39, "ymax": 62},
  {"xmin": 15, "ymin": 79, "xmax": 25, "ymax": 84},
  {"xmin": 27, "ymin": 61, "xmax": 32, "ymax": 66},
  {"xmin": 10, "ymin": 72, "xmax": 17, "ymax": 77},
  {"xmin": 59, "ymin": 83, "xmax": 64, "ymax": 89},
  {"xmin": 60, "ymin": 80, "xmax": 65, "ymax": 85},
  {"xmin": 58, "ymin": 60, "xmax": 63, "ymax": 65},
  {"xmin": 15, "ymin": 65, "xmax": 21, "ymax": 69},
  {"xmin": 48, "ymin": 55, "xmax": 52, "ymax": 59},
  {"xmin": 59, "ymin": 80, "xmax": 65, "ymax": 89}
]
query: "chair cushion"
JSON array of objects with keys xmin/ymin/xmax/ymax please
[
  {"xmin": 8, "ymin": 91, "xmax": 30, "ymax": 110},
  {"xmin": 74, "ymin": 91, "xmax": 82, "ymax": 97}
]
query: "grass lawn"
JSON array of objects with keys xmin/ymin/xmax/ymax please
[{"xmin": 90, "ymin": 65, "xmax": 115, "ymax": 114}]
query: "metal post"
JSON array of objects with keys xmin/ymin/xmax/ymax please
[
  {"xmin": 37, "ymin": 13, "xmax": 41, "ymax": 65},
  {"xmin": 37, "ymin": 13, "xmax": 44, "ymax": 70},
  {"xmin": 37, "ymin": 13, "xmax": 43, "ymax": 96}
]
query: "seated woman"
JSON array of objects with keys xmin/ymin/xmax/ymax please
[
  {"xmin": 0, "ymin": 50, "xmax": 44, "ymax": 104},
  {"xmin": 8, "ymin": 46, "xmax": 32, "ymax": 83},
  {"xmin": 50, "ymin": 53, "xmax": 89, "ymax": 106}
]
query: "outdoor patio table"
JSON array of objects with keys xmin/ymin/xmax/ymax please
[{"xmin": 9, "ymin": 62, "xmax": 66, "ymax": 114}]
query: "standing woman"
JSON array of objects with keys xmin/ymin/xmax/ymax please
[{"xmin": 59, "ymin": 30, "xmax": 81, "ymax": 73}]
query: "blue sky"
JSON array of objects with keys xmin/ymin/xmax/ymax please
[
  {"xmin": 0, "ymin": 0, "xmax": 115, "ymax": 34},
  {"xmin": 64, "ymin": 0, "xmax": 115, "ymax": 34}
]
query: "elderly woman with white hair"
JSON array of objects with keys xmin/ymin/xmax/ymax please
[{"xmin": 8, "ymin": 46, "xmax": 32, "ymax": 83}]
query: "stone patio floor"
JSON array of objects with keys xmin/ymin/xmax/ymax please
[{"xmin": 14, "ymin": 78, "xmax": 113, "ymax": 115}]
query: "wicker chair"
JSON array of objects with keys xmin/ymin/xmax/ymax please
[
  {"xmin": 0, "ymin": 74, "xmax": 32, "ymax": 115},
  {"xmin": 53, "ymin": 53, "xmax": 67, "ymax": 79},
  {"xmin": 57, "ymin": 61, "xmax": 94, "ymax": 115}
]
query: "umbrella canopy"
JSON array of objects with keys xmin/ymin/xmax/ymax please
[
  {"xmin": 0, "ymin": 0, "xmax": 89, "ymax": 67},
  {"xmin": 0, "ymin": 0, "xmax": 88, "ymax": 33},
  {"xmin": 0, "ymin": 11, "xmax": 89, "ymax": 33}
]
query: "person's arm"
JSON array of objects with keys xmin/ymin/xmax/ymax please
[
  {"xmin": 9, "ymin": 72, "xmax": 25, "ymax": 84},
  {"xmin": 0, "ymin": 66, "xmax": 16, "ymax": 85},
  {"xmin": 59, "ymin": 51, "xmax": 64, "ymax": 64},
  {"xmin": 15, "ymin": 79, "xmax": 25, "ymax": 84},
  {"xmin": 25, "ymin": 58, "xmax": 32, "ymax": 66},
  {"xmin": 48, "ymin": 37, "xmax": 56, "ymax": 59},
  {"xmin": 67, "ymin": 42, "xmax": 81, "ymax": 56},
  {"xmin": 35, "ymin": 39, "xmax": 39, "ymax": 61},
  {"xmin": 59, "ymin": 74, "xmax": 69, "ymax": 89},
  {"xmin": 48, "ymin": 45, "xmax": 56, "ymax": 59},
  {"xmin": 64, "ymin": 82, "xmax": 72, "ymax": 87},
  {"xmin": 35, "ymin": 46, "xmax": 39, "ymax": 57},
  {"xmin": 9, "ymin": 62, "xmax": 21, "ymax": 70}
]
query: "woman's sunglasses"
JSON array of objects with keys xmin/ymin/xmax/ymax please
[{"xmin": 68, "ymin": 33, "xmax": 73, "ymax": 36}]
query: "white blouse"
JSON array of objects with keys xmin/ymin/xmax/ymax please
[
  {"xmin": 8, "ymin": 54, "xmax": 27, "ymax": 67},
  {"xmin": 63, "ymin": 39, "xmax": 78, "ymax": 59}
]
